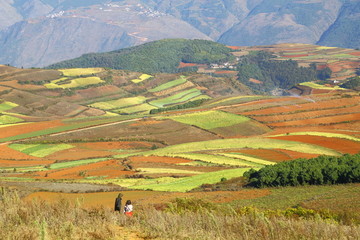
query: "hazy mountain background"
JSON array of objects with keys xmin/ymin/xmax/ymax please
[{"xmin": 0, "ymin": 0, "xmax": 359, "ymax": 68}]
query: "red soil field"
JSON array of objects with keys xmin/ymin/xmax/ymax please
[
  {"xmin": 33, "ymin": 159, "xmax": 134, "ymax": 179},
  {"xmin": 0, "ymin": 120, "xmax": 64, "ymax": 139},
  {"xmin": 267, "ymin": 112, "xmax": 360, "ymax": 128},
  {"xmin": 46, "ymin": 147, "xmax": 113, "ymax": 161},
  {"xmin": 178, "ymin": 62, "xmax": 198, "ymax": 68},
  {"xmin": 349, "ymin": 52, "xmax": 360, "ymax": 56},
  {"xmin": 283, "ymin": 54, "xmax": 309, "ymax": 58},
  {"xmin": 249, "ymin": 78, "xmax": 263, "ymax": 84},
  {"xmin": 0, "ymin": 145, "xmax": 40, "ymax": 160},
  {"xmin": 214, "ymin": 70, "xmax": 238, "ymax": 75},
  {"xmin": 24, "ymin": 189, "xmax": 271, "ymax": 208},
  {"xmin": 1, "ymin": 80, "xmax": 45, "ymax": 90},
  {"xmin": 311, "ymin": 89, "xmax": 334, "ymax": 94},
  {"xmin": 232, "ymin": 149, "xmax": 292, "ymax": 162},
  {"xmin": 227, "ymin": 46, "xmax": 241, "ymax": 50},
  {"xmin": 0, "ymin": 159, "xmax": 53, "ymax": 167},
  {"xmin": 273, "ymin": 149, "xmax": 319, "ymax": 160},
  {"xmin": 270, "ymin": 135, "xmax": 360, "ymax": 154},
  {"xmin": 78, "ymin": 141, "xmax": 153, "ymax": 150},
  {"xmin": 243, "ymin": 96, "xmax": 360, "ymax": 116},
  {"xmin": 130, "ymin": 156, "xmax": 191, "ymax": 164},
  {"xmin": 252, "ymin": 105, "xmax": 360, "ymax": 123}
]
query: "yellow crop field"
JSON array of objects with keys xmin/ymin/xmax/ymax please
[
  {"xmin": 131, "ymin": 74, "xmax": 153, "ymax": 83},
  {"xmin": 299, "ymin": 82, "xmax": 346, "ymax": 90},
  {"xmin": 89, "ymin": 96, "xmax": 147, "ymax": 110},
  {"xmin": 59, "ymin": 68, "xmax": 103, "ymax": 76},
  {"xmin": 270, "ymin": 132, "xmax": 360, "ymax": 142},
  {"xmin": 45, "ymin": 77, "xmax": 104, "ymax": 89}
]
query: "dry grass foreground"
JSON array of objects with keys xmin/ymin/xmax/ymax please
[{"xmin": 2, "ymin": 188, "xmax": 360, "ymax": 240}]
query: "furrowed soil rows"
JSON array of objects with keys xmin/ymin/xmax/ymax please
[
  {"xmin": 268, "ymin": 113, "xmax": 360, "ymax": 128},
  {"xmin": 270, "ymin": 135, "xmax": 360, "ymax": 154},
  {"xmin": 243, "ymin": 96, "xmax": 359, "ymax": 116},
  {"xmin": 33, "ymin": 159, "xmax": 133, "ymax": 179},
  {"xmin": 0, "ymin": 120, "xmax": 64, "ymax": 139},
  {"xmin": 252, "ymin": 105, "xmax": 360, "ymax": 123},
  {"xmin": 130, "ymin": 156, "xmax": 192, "ymax": 164}
]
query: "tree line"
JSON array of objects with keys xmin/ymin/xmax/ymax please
[{"xmin": 244, "ymin": 153, "xmax": 360, "ymax": 188}]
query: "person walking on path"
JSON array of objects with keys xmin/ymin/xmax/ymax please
[
  {"xmin": 124, "ymin": 200, "xmax": 133, "ymax": 217},
  {"xmin": 114, "ymin": 193, "xmax": 123, "ymax": 212}
]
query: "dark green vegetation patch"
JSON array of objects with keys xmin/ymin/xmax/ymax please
[
  {"xmin": 47, "ymin": 39, "xmax": 235, "ymax": 73},
  {"xmin": 245, "ymin": 154, "xmax": 360, "ymax": 188}
]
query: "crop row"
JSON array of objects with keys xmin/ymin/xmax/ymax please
[
  {"xmin": 166, "ymin": 110, "xmax": 250, "ymax": 130},
  {"xmin": 149, "ymin": 76, "xmax": 187, "ymax": 93},
  {"xmin": 45, "ymin": 77, "xmax": 104, "ymax": 89},
  {"xmin": 131, "ymin": 74, "xmax": 153, "ymax": 83},
  {"xmin": 149, "ymin": 88, "xmax": 203, "ymax": 108},
  {"xmin": 89, "ymin": 96, "xmax": 147, "ymax": 110},
  {"xmin": 9, "ymin": 143, "xmax": 74, "ymax": 157}
]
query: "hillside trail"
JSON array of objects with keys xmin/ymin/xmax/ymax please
[{"xmin": 113, "ymin": 226, "xmax": 145, "ymax": 240}]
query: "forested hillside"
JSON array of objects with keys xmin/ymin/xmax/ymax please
[{"xmin": 47, "ymin": 39, "xmax": 234, "ymax": 73}]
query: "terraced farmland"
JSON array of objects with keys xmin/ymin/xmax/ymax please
[
  {"xmin": 149, "ymin": 88, "xmax": 205, "ymax": 108},
  {"xmin": 44, "ymin": 76, "xmax": 104, "ymax": 89}
]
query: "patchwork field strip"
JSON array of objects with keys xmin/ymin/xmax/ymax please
[{"xmin": 149, "ymin": 88, "xmax": 203, "ymax": 108}]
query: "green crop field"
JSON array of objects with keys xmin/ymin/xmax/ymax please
[
  {"xmin": 149, "ymin": 76, "xmax": 188, "ymax": 92},
  {"xmin": 270, "ymin": 132, "xmax": 360, "ymax": 142},
  {"xmin": 150, "ymin": 88, "xmax": 205, "ymax": 108},
  {"xmin": 0, "ymin": 115, "xmax": 23, "ymax": 125},
  {"xmin": 113, "ymin": 103, "xmax": 157, "ymax": 114},
  {"xmin": 165, "ymin": 153, "xmax": 260, "ymax": 167},
  {"xmin": 130, "ymin": 168, "xmax": 253, "ymax": 192},
  {"xmin": 89, "ymin": 96, "xmax": 147, "ymax": 110},
  {"xmin": 0, "ymin": 101, "xmax": 18, "ymax": 112},
  {"xmin": 59, "ymin": 68, "xmax": 104, "ymax": 76},
  {"xmin": 145, "ymin": 137, "xmax": 341, "ymax": 156},
  {"xmin": 299, "ymin": 82, "xmax": 346, "ymax": 90},
  {"xmin": 9, "ymin": 144, "xmax": 74, "ymax": 157},
  {"xmin": 219, "ymin": 153, "xmax": 276, "ymax": 165},
  {"xmin": 167, "ymin": 110, "xmax": 250, "ymax": 130},
  {"xmin": 45, "ymin": 77, "xmax": 104, "ymax": 89},
  {"xmin": 49, "ymin": 158, "xmax": 110, "ymax": 170},
  {"xmin": 131, "ymin": 74, "xmax": 153, "ymax": 83},
  {"xmin": 137, "ymin": 168, "xmax": 201, "ymax": 175}
]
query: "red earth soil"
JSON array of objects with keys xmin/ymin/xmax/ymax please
[
  {"xmin": 252, "ymin": 105, "xmax": 360, "ymax": 123},
  {"xmin": 130, "ymin": 156, "xmax": 191, "ymax": 164},
  {"xmin": 0, "ymin": 159, "xmax": 54, "ymax": 167},
  {"xmin": 243, "ymin": 96, "xmax": 360, "ymax": 116},
  {"xmin": 249, "ymin": 78, "xmax": 263, "ymax": 84},
  {"xmin": 283, "ymin": 54, "xmax": 309, "ymax": 58},
  {"xmin": 267, "ymin": 112, "xmax": 360, "ymax": 128},
  {"xmin": 78, "ymin": 141, "xmax": 153, "ymax": 150},
  {"xmin": 0, "ymin": 120, "xmax": 65, "ymax": 139},
  {"xmin": 349, "ymin": 52, "xmax": 360, "ymax": 56},
  {"xmin": 0, "ymin": 145, "xmax": 40, "ymax": 160},
  {"xmin": 32, "ymin": 159, "xmax": 134, "ymax": 179},
  {"xmin": 178, "ymin": 62, "xmax": 198, "ymax": 68},
  {"xmin": 231, "ymin": 149, "xmax": 293, "ymax": 162},
  {"xmin": 214, "ymin": 70, "xmax": 238, "ymax": 75},
  {"xmin": 227, "ymin": 46, "xmax": 241, "ymax": 50},
  {"xmin": 24, "ymin": 189, "xmax": 271, "ymax": 208},
  {"xmin": 46, "ymin": 147, "xmax": 113, "ymax": 161},
  {"xmin": 270, "ymin": 135, "xmax": 360, "ymax": 154}
]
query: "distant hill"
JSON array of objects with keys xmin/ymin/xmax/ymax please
[
  {"xmin": 0, "ymin": 0, "xmax": 359, "ymax": 68},
  {"xmin": 317, "ymin": 1, "xmax": 360, "ymax": 49},
  {"xmin": 47, "ymin": 39, "xmax": 235, "ymax": 73}
]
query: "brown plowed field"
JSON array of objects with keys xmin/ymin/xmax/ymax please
[
  {"xmin": 78, "ymin": 141, "xmax": 153, "ymax": 150},
  {"xmin": 33, "ymin": 159, "xmax": 133, "ymax": 179},
  {"xmin": 0, "ymin": 120, "xmax": 64, "ymax": 139},
  {"xmin": 252, "ymin": 105, "xmax": 360, "ymax": 123},
  {"xmin": 129, "ymin": 120, "xmax": 164, "ymax": 127},
  {"xmin": 0, "ymin": 159, "xmax": 53, "ymax": 167},
  {"xmin": 0, "ymin": 145, "xmax": 39, "ymax": 160},
  {"xmin": 271, "ymin": 135, "xmax": 360, "ymax": 154},
  {"xmin": 130, "ymin": 156, "xmax": 191, "ymax": 164},
  {"xmin": 243, "ymin": 97, "xmax": 359, "ymax": 116},
  {"xmin": 46, "ymin": 147, "xmax": 113, "ymax": 161},
  {"xmin": 25, "ymin": 188, "xmax": 271, "ymax": 208},
  {"xmin": 1, "ymin": 80, "xmax": 45, "ymax": 90},
  {"xmin": 267, "ymin": 112, "xmax": 360, "ymax": 127},
  {"xmin": 231, "ymin": 149, "xmax": 292, "ymax": 162}
]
